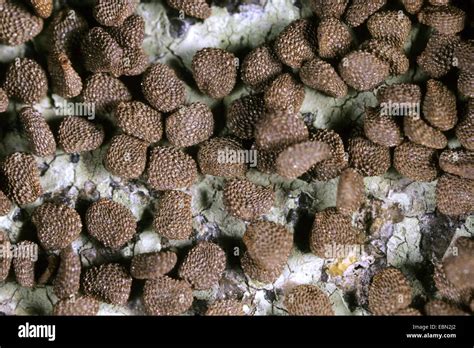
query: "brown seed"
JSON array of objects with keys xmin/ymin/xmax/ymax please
[
  {"xmin": 106, "ymin": 14, "xmax": 145, "ymax": 48},
  {"xmin": 93, "ymin": 0, "xmax": 138, "ymax": 27},
  {"xmin": 310, "ymin": 129, "xmax": 348, "ymax": 181},
  {"xmin": 363, "ymin": 107, "xmax": 403, "ymax": 147},
  {"xmin": 273, "ymin": 19, "xmax": 317, "ymax": 69},
  {"xmin": 377, "ymin": 83, "xmax": 422, "ymax": 106},
  {"xmin": 436, "ymin": 174, "xmax": 474, "ymax": 216},
  {"xmin": 166, "ymin": 0, "xmax": 211, "ymax": 19},
  {"xmin": 368, "ymin": 267, "xmax": 412, "ymax": 315},
  {"xmin": 417, "ymin": 32, "xmax": 461, "ymax": 78},
  {"xmin": 143, "ymin": 276, "xmax": 193, "ymax": 315},
  {"xmin": 240, "ymin": 251, "xmax": 285, "ymax": 284},
  {"xmin": 0, "ymin": 190, "xmax": 12, "ymax": 217},
  {"xmin": 153, "ymin": 190, "xmax": 192, "ymax": 240},
  {"xmin": 443, "ymin": 237, "xmax": 474, "ymax": 291},
  {"xmin": 433, "ymin": 262, "xmax": 471, "ymax": 305},
  {"xmin": 240, "ymin": 45, "xmax": 283, "ymax": 91},
  {"xmin": 223, "ymin": 178, "xmax": 275, "ymax": 221},
  {"xmin": 347, "ymin": 136, "xmax": 391, "ymax": 176},
  {"xmin": 121, "ymin": 46, "xmax": 149, "ymax": 76},
  {"xmin": 82, "ymin": 73, "xmax": 132, "ymax": 114},
  {"xmin": 418, "ymin": 5, "xmax": 466, "ymax": 35},
  {"xmin": 439, "ymin": 149, "xmax": 474, "ymax": 179},
  {"xmin": 0, "ymin": 231, "xmax": 12, "ymax": 281},
  {"xmin": 254, "ymin": 145, "xmax": 279, "ymax": 174},
  {"xmin": 86, "ymin": 199, "xmax": 137, "ymax": 249},
  {"xmin": 243, "ymin": 221, "xmax": 293, "ymax": 269},
  {"xmin": 2, "ymin": 152, "xmax": 42, "ymax": 206},
  {"xmin": 359, "ymin": 39, "xmax": 409, "ymax": 76},
  {"xmin": 255, "ymin": 110, "xmax": 309, "ymax": 151},
  {"xmin": 48, "ymin": 8, "xmax": 89, "ymax": 55},
  {"xmin": 0, "ymin": 87, "xmax": 8, "ymax": 113},
  {"xmin": 339, "ymin": 51, "xmax": 390, "ymax": 91},
  {"xmin": 82, "ymin": 27, "xmax": 124, "ymax": 77},
  {"xmin": 58, "ymin": 117, "xmax": 105, "ymax": 154},
  {"xmin": 53, "ymin": 246, "xmax": 81, "ymax": 299},
  {"xmin": 453, "ymin": 40, "xmax": 474, "ymax": 71},
  {"xmin": 367, "ymin": 11, "xmax": 411, "ymax": 48},
  {"xmin": 337, "ymin": 168, "xmax": 365, "ymax": 216},
  {"xmin": 47, "ymin": 51, "xmax": 83, "ymax": 99},
  {"xmin": 115, "ymin": 101, "xmax": 163, "ymax": 143},
  {"xmin": 32, "ymin": 203, "xmax": 82, "ymax": 250},
  {"xmin": 423, "ymin": 79, "xmax": 457, "ymax": 131},
  {"xmin": 19, "ymin": 107, "xmax": 56, "ymax": 157},
  {"xmin": 428, "ymin": 0, "xmax": 450, "ymax": 5},
  {"xmin": 400, "ymin": 0, "xmax": 423, "ymax": 14},
  {"xmin": 309, "ymin": 207, "xmax": 361, "ymax": 258},
  {"xmin": 0, "ymin": 1, "xmax": 43, "ymax": 46},
  {"xmin": 456, "ymin": 101, "xmax": 474, "ymax": 151},
  {"xmin": 317, "ymin": 18, "xmax": 352, "ymax": 59},
  {"xmin": 146, "ymin": 146, "xmax": 198, "ymax": 190},
  {"xmin": 197, "ymin": 137, "xmax": 248, "ymax": 177},
  {"xmin": 206, "ymin": 299, "xmax": 244, "ymax": 316},
  {"xmin": 4, "ymin": 58, "xmax": 48, "ymax": 104},
  {"xmin": 403, "ymin": 114, "xmax": 448, "ymax": 149},
  {"xmin": 284, "ymin": 284, "xmax": 334, "ymax": 316},
  {"xmin": 276, "ymin": 141, "xmax": 331, "ymax": 179},
  {"xmin": 37, "ymin": 254, "xmax": 58, "ymax": 285},
  {"xmin": 458, "ymin": 70, "xmax": 474, "ymax": 98},
  {"xmin": 300, "ymin": 58, "xmax": 348, "ymax": 98},
  {"xmin": 425, "ymin": 300, "xmax": 468, "ymax": 316},
  {"xmin": 264, "ymin": 73, "xmax": 305, "ymax": 112},
  {"xmin": 53, "ymin": 296, "xmax": 100, "ymax": 316},
  {"xmin": 13, "ymin": 241, "xmax": 37, "ymax": 288},
  {"xmin": 192, "ymin": 48, "xmax": 237, "ymax": 99},
  {"xmin": 309, "ymin": 0, "xmax": 348, "ymax": 19},
  {"xmin": 83, "ymin": 263, "xmax": 132, "ymax": 305},
  {"xmin": 394, "ymin": 141, "xmax": 438, "ymax": 182},
  {"xmin": 344, "ymin": 0, "xmax": 386, "ymax": 27},
  {"xmin": 227, "ymin": 94, "xmax": 265, "ymax": 140},
  {"xmin": 179, "ymin": 242, "xmax": 226, "ymax": 290},
  {"xmin": 142, "ymin": 63, "xmax": 186, "ymax": 112},
  {"xmin": 166, "ymin": 102, "xmax": 214, "ymax": 147},
  {"xmin": 395, "ymin": 307, "xmax": 422, "ymax": 316},
  {"xmin": 26, "ymin": 0, "xmax": 52, "ymax": 18},
  {"xmin": 130, "ymin": 251, "xmax": 177, "ymax": 279},
  {"xmin": 104, "ymin": 134, "xmax": 148, "ymax": 180}
]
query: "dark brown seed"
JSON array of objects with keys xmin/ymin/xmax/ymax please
[
  {"xmin": 0, "ymin": 190, "xmax": 12, "ymax": 217},
  {"xmin": 458, "ymin": 70, "xmax": 474, "ymax": 98},
  {"xmin": 453, "ymin": 40, "xmax": 474, "ymax": 71},
  {"xmin": 227, "ymin": 94, "xmax": 265, "ymax": 140},
  {"xmin": 309, "ymin": 0, "xmax": 348, "ymax": 19},
  {"xmin": 363, "ymin": 107, "xmax": 403, "ymax": 147},
  {"xmin": 417, "ymin": 32, "xmax": 461, "ymax": 78},
  {"xmin": 121, "ymin": 46, "xmax": 149, "ymax": 76},
  {"xmin": 86, "ymin": 199, "xmax": 137, "ymax": 249},
  {"xmin": 166, "ymin": 102, "xmax": 214, "ymax": 147},
  {"xmin": 83, "ymin": 263, "xmax": 132, "ymax": 305},
  {"xmin": 300, "ymin": 58, "xmax": 348, "ymax": 98},
  {"xmin": 439, "ymin": 149, "xmax": 474, "ymax": 179},
  {"xmin": 359, "ymin": 39, "xmax": 409, "ymax": 76},
  {"xmin": 443, "ymin": 237, "xmax": 474, "ymax": 291},
  {"xmin": 0, "ymin": 231, "xmax": 12, "ymax": 281},
  {"xmin": 106, "ymin": 14, "xmax": 145, "ymax": 48},
  {"xmin": 166, "ymin": 0, "xmax": 212, "ymax": 19},
  {"xmin": 403, "ymin": 114, "xmax": 448, "ymax": 149},
  {"xmin": 192, "ymin": 48, "xmax": 237, "ymax": 99},
  {"xmin": 456, "ymin": 101, "xmax": 474, "ymax": 151},
  {"xmin": 240, "ymin": 45, "xmax": 283, "ymax": 91},
  {"xmin": 142, "ymin": 63, "xmax": 186, "ymax": 112},
  {"xmin": 153, "ymin": 190, "xmax": 192, "ymax": 240},
  {"xmin": 317, "ymin": 18, "xmax": 352, "ymax": 59},
  {"xmin": 240, "ymin": 251, "xmax": 285, "ymax": 284},
  {"xmin": 418, "ymin": 5, "xmax": 466, "ymax": 35},
  {"xmin": 0, "ymin": 1, "xmax": 43, "ymax": 46},
  {"xmin": 264, "ymin": 73, "xmax": 305, "ymax": 112},
  {"xmin": 255, "ymin": 110, "xmax": 309, "ymax": 151},
  {"xmin": 53, "ymin": 296, "xmax": 100, "ymax": 316},
  {"xmin": 130, "ymin": 251, "xmax": 177, "ymax": 279},
  {"xmin": 276, "ymin": 141, "xmax": 331, "ymax": 179},
  {"xmin": 13, "ymin": 241, "xmax": 37, "ymax": 288},
  {"xmin": 223, "ymin": 178, "xmax": 275, "ymax": 221},
  {"xmin": 400, "ymin": 0, "xmax": 423, "ymax": 14},
  {"xmin": 347, "ymin": 136, "xmax": 391, "ymax": 176},
  {"xmin": 115, "ymin": 101, "xmax": 163, "ymax": 143},
  {"xmin": 19, "ymin": 107, "xmax": 56, "ymax": 157},
  {"xmin": 48, "ymin": 8, "xmax": 89, "ymax": 55},
  {"xmin": 47, "ymin": 51, "xmax": 83, "ymax": 98},
  {"xmin": 377, "ymin": 83, "xmax": 422, "ymax": 105},
  {"xmin": 58, "ymin": 117, "xmax": 105, "ymax": 154},
  {"xmin": 53, "ymin": 246, "xmax": 81, "ymax": 299},
  {"xmin": 423, "ymin": 79, "xmax": 457, "ymax": 131},
  {"xmin": 143, "ymin": 276, "xmax": 193, "ymax": 315},
  {"xmin": 206, "ymin": 299, "xmax": 244, "ymax": 316},
  {"xmin": 339, "ymin": 51, "xmax": 390, "ymax": 91},
  {"xmin": 93, "ymin": 0, "xmax": 138, "ymax": 27},
  {"xmin": 310, "ymin": 129, "xmax": 348, "ymax": 181},
  {"xmin": 395, "ymin": 308, "xmax": 422, "ymax": 316},
  {"xmin": 344, "ymin": 0, "xmax": 386, "ymax": 27},
  {"xmin": 27, "ymin": 0, "xmax": 52, "ymax": 18},
  {"xmin": 104, "ymin": 134, "xmax": 148, "ymax": 180},
  {"xmin": 368, "ymin": 267, "xmax": 412, "ymax": 315},
  {"xmin": 82, "ymin": 73, "xmax": 132, "ymax": 114},
  {"xmin": 425, "ymin": 300, "xmax": 468, "ymax": 315},
  {"xmin": 4, "ymin": 58, "xmax": 48, "ymax": 104},
  {"xmin": 243, "ymin": 221, "xmax": 293, "ymax": 269},
  {"xmin": 428, "ymin": 0, "xmax": 450, "ymax": 5},
  {"xmin": 436, "ymin": 174, "xmax": 474, "ymax": 216},
  {"xmin": 2, "ymin": 152, "xmax": 42, "ymax": 206},
  {"xmin": 197, "ymin": 137, "xmax": 248, "ymax": 177},
  {"xmin": 0, "ymin": 87, "xmax": 8, "ymax": 113},
  {"xmin": 433, "ymin": 262, "xmax": 471, "ymax": 304},
  {"xmin": 367, "ymin": 11, "xmax": 411, "ymax": 48},
  {"xmin": 394, "ymin": 141, "xmax": 438, "ymax": 182},
  {"xmin": 284, "ymin": 284, "xmax": 334, "ymax": 316},
  {"xmin": 309, "ymin": 207, "xmax": 361, "ymax": 258},
  {"xmin": 336, "ymin": 168, "xmax": 365, "ymax": 215},
  {"xmin": 273, "ymin": 19, "xmax": 317, "ymax": 69},
  {"xmin": 146, "ymin": 146, "xmax": 198, "ymax": 190},
  {"xmin": 32, "ymin": 203, "xmax": 82, "ymax": 251},
  {"xmin": 254, "ymin": 145, "xmax": 279, "ymax": 174}
]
